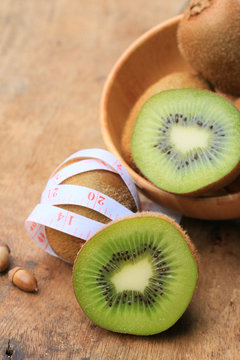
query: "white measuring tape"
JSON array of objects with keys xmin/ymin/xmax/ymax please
[
  {"xmin": 25, "ymin": 148, "xmax": 181, "ymax": 260},
  {"xmin": 47, "ymin": 148, "xmax": 140, "ymax": 207},
  {"xmin": 25, "ymin": 149, "xmax": 141, "ymax": 258}
]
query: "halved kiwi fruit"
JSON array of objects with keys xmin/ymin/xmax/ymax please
[
  {"xmin": 131, "ymin": 89, "xmax": 240, "ymax": 196},
  {"xmin": 121, "ymin": 71, "xmax": 212, "ymax": 170},
  {"xmin": 73, "ymin": 212, "xmax": 198, "ymax": 335}
]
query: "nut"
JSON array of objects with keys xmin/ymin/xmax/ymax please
[
  {"xmin": 0, "ymin": 242, "xmax": 10, "ymax": 272},
  {"xmin": 8, "ymin": 267, "xmax": 38, "ymax": 293}
]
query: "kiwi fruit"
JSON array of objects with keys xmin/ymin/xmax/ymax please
[
  {"xmin": 215, "ymin": 90, "xmax": 238, "ymax": 105},
  {"xmin": 198, "ymin": 187, "xmax": 229, "ymax": 197},
  {"xmin": 234, "ymin": 98, "xmax": 240, "ymax": 112},
  {"xmin": 72, "ymin": 212, "xmax": 198, "ymax": 335},
  {"xmin": 177, "ymin": 0, "xmax": 240, "ymax": 96},
  {"xmin": 225, "ymin": 175, "xmax": 240, "ymax": 194},
  {"xmin": 131, "ymin": 89, "xmax": 240, "ymax": 196},
  {"xmin": 46, "ymin": 162, "xmax": 137, "ymax": 263},
  {"xmin": 121, "ymin": 71, "xmax": 212, "ymax": 169}
]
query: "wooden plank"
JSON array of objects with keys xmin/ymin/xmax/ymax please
[{"xmin": 0, "ymin": 0, "xmax": 239, "ymax": 359}]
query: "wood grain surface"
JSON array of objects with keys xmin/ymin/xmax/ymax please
[{"xmin": 0, "ymin": 1, "xmax": 239, "ymax": 359}]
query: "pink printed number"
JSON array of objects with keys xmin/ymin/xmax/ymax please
[
  {"xmin": 98, "ymin": 196, "xmax": 105, "ymax": 206},
  {"xmin": 57, "ymin": 212, "xmax": 74, "ymax": 226},
  {"xmin": 88, "ymin": 192, "xmax": 95, "ymax": 201},
  {"xmin": 38, "ymin": 232, "xmax": 45, "ymax": 243},
  {"xmin": 30, "ymin": 222, "xmax": 37, "ymax": 232},
  {"xmin": 48, "ymin": 187, "xmax": 59, "ymax": 198},
  {"xmin": 57, "ymin": 212, "xmax": 65, "ymax": 222},
  {"xmin": 88, "ymin": 192, "xmax": 105, "ymax": 206}
]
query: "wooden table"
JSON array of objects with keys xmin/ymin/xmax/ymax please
[{"xmin": 0, "ymin": 1, "xmax": 239, "ymax": 359}]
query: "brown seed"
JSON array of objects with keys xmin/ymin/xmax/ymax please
[
  {"xmin": 0, "ymin": 242, "xmax": 10, "ymax": 272},
  {"xmin": 8, "ymin": 267, "xmax": 38, "ymax": 293}
]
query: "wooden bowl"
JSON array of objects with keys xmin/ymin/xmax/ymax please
[{"xmin": 100, "ymin": 15, "xmax": 240, "ymax": 220}]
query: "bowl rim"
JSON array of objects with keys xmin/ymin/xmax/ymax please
[{"xmin": 99, "ymin": 15, "xmax": 240, "ymax": 219}]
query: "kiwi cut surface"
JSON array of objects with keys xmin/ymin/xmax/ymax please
[
  {"xmin": 121, "ymin": 71, "xmax": 212, "ymax": 170},
  {"xmin": 73, "ymin": 212, "xmax": 198, "ymax": 336},
  {"xmin": 131, "ymin": 89, "xmax": 240, "ymax": 196},
  {"xmin": 46, "ymin": 167, "xmax": 137, "ymax": 264}
]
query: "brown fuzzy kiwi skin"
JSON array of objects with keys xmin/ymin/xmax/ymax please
[
  {"xmin": 177, "ymin": 0, "xmax": 240, "ymax": 97},
  {"xmin": 46, "ymin": 161, "xmax": 137, "ymax": 264},
  {"xmin": 121, "ymin": 71, "xmax": 212, "ymax": 169},
  {"xmin": 199, "ymin": 187, "xmax": 229, "ymax": 197},
  {"xmin": 72, "ymin": 212, "xmax": 199, "ymax": 335},
  {"xmin": 234, "ymin": 98, "xmax": 240, "ymax": 111},
  {"xmin": 225, "ymin": 175, "xmax": 240, "ymax": 193}
]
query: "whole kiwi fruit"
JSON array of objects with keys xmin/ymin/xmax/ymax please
[
  {"xmin": 177, "ymin": 0, "xmax": 240, "ymax": 96},
  {"xmin": 46, "ymin": 160, "xmax": 137, "ymax": 264}
]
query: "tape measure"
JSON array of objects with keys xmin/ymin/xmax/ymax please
[
  {"xmin": 25, "ymin": 148, "xmax": 181, "ymax": 261},
  {"xmin": 25, "ymin": 149, "xmax": 141, "ymax": 259}
]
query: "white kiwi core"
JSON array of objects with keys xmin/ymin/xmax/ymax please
[
  {"xmin": 170, "ymin": 126, "xmax": 210, "ymax": 154},
  {"xmin": 111, "ymin": 257, "xmax": 153, "ymax": 292}
]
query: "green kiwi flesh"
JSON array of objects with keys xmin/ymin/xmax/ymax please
[
  {"xmin": 131, "ymin": 89, "xmax": 240, "ymax": 195},
  {"xmin": 73, "ymin": 213, "xmax": 198, "ymax": 335},
  {"xmin": 121, "ymin": 71, "xmax": 212, "ymax": 170}
]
